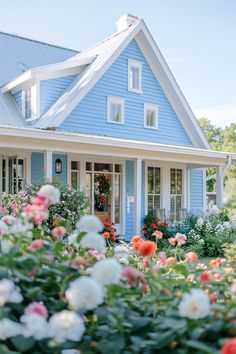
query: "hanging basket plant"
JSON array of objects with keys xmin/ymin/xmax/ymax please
[{"xmin": 94, "ymin": 174, "xmax": 111, "ymax": 208}]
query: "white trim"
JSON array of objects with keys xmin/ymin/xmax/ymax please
[
  {"xmin": 21, "ymin": 84, "xmax": 38, "ymax": 121},
  {"xmin": 134, "ymin": 158, "xmax": 142, "ymax": 234},
  {"xmin": 44, "ymin": 151, "xmax": 53, "ymax": 181},
  {"xmin": 107, "ymin": 96, "xmax": 125, "ymax": 124},
  {"xmin": 128, "ymin": 59, "xmax": 142, "ymax": 94},
  {"xmin": 144, "ymin": 103, "xmax": 158, "ymax": 129},
  {"xmin": 187, "ymin": 169, "xmax": 191, "ymax": 212},
  {"xmin": 202, "ymin": 168, "xmax": 207, "ymax": 211},
  {"xmin": 183, "ymin": 166, "xmax": 187, "ymax": 209}
]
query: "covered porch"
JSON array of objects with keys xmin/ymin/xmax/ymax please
[{"xmin": 0, "ymin": 125, "xmax": 235, "ymax": 238}]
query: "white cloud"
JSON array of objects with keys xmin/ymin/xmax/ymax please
[{"xmin": 193, "ymin": 105, "xmax": 236, "ymax": 128}]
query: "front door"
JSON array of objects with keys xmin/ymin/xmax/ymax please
[{"xmin": 84, "ymin": 162, "xmax": 122, "ymax": 233}]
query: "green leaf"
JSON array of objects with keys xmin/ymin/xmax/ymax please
[
  {"xmin": 185, "ymin": 340, "xmax": 218, "ymax": 354},
  {"xmin": 11, "ymin": 336, "xmax": 35, "ymax": 352}
]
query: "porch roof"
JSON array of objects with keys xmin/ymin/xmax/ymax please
[{"xmin": 0, "ymin": 125, "xmax": 235, "ymax": 167}]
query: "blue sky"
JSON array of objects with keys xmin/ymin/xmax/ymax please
[{"xmin": 0, "ymin": 0, "xmax": 235, "ymax": 127}]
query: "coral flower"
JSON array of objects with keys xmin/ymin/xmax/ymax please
[
  {"xmin": 131, "ymin": 235, "xmax": 142, "ymax": 244},
  {"xmin": 220, "ymin": 338, "xmax": 236, "ymax": 354},
  {"xmin": 166, "ymin": 257, "xmax": 177, "ymax": 265},
  {"xmin": 152, "ymin": 230, "xmax": 163, "ymax": 239},
  {"xmin": 138, "ymin": 240, "xmax": 157, "ymax": 257},
  {"xmin": 51, "ymin": 226, "xmax": 67, "ymax": 240},
  {"xmin": 185, "ymin": 252, "xmax": 198, "ymax": 263},
  {"xmin": 209, "ymin": 258, "xmax": 221, "ymax": 268},
  {"xmin": 102, "ymin": 232, "xmax": 110, "ymax": 239},
  {"xmin": 168, "ymin": 237, "xmax": 177, "ymax": 246},
  {"xmin": 133, "ymin": 240, "xmax": 143, "ymax": 251}
]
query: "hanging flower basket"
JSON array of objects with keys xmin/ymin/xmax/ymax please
[{"xmin": 94, "ymin": 174, "xmax": 111, "ymax": 208}]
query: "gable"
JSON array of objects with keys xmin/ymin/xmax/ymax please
[
  {"xmin": 40, "ymin": 75, "xmax": 77, "ymax": 115},
  {"xmin": 59, "ymin": 39, "xmax": 193, "ymax": 147}
]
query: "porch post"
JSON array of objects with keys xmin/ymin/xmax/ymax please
[
  {"xmin": 134, "ymin": 158, "xmax": 142, "ymax": 235},
  {"xmin": 216, "ymin": 166, "xmax": 224, "ymax": 208},
  {"xmin": 44, "ymin": 151, "xmax": 53, "ymax": 181},
  {"xmin": 0, "ymin": 155, "xmax": 2, "ymax": 205}
]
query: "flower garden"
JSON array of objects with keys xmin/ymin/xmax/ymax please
[{"xmin": 0, "ymin": 183, "xmax": 236, "ymax": 353}]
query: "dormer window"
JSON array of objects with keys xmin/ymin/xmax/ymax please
[
  {"xmin": 144, "ymin": 103, "xmax": 158, "ymax": 129},
  {"xmin": 107, "ymin": 96, "xmax": 125, "ymax": 124},
  {"xmin": 128, "ymin": 59, "xmax": 142, "ymax": 93},
  {"xmin": 22, "ymin": 85, "xmax": 37, "ymax": 120}
]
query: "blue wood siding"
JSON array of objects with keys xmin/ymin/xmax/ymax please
[
  {"xmin": 190, "ymin": 169, "xmax": 204, "ymax": 211},
  {"xmin": 60, "ymin": 39, "xmax": 192, "ymax": 147},
  {"xmin": 52, "ymin": 154, "xmax": 67, "ymax": 185},
  {"xmin": 31, "ymin": 152, "xmax": 44, "ymax": 184},
  {"xmin": 40, "ymin": 75, "xmax": 76, "ymax": 115},
  {"xmin": 12, "ymin": 91, "xmax": 22, "ymax": 112},
  {"xmin": 125, "ymin": 160, "xmax": 134, "ymax": 239}
]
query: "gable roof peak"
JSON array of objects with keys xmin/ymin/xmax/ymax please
[{"xmin": 116, "ymin": 13, "xmax": 140, "ymax": 32}]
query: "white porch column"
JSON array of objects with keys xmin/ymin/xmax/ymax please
[
  {"xmin": 134, "ymin": 158, "xmax": 142, "ymax": 235},
  {"xmin": 44, "ymin": 151, "xmax": 53, "ymax": 181},
  {"xmin": 216, "ymin": 166, "xmax": 224, "ymax": 208},
  {"xmin": 0, "ymin": 155, "xmax": 2, "ymax": 205}
]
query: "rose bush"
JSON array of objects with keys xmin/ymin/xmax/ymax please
[{"xmin": 0, "ymin": 185, "xmax": 236, "ymax": 353}]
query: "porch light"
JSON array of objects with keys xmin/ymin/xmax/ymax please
[{"xmin": 55, "ymin": 159, "xmax": 62, "ymax": 174}]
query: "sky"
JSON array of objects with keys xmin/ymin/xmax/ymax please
[{"xmin": 0, "ymin": 0, "xmax": 235, "ymax": 128}]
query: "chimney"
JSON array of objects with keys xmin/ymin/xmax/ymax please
[{"xmin": 116, "ymin": 13, "xmax": 139, "ymax": 32}]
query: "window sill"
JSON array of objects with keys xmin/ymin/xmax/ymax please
[
  {"xmin": 128, "ymin": 87, "xmax": 143, "ymax": 94},
  {"xmin": 107, "ymin": 120, "xmax": 125, "ymax": 125},
  {"xmin": 144, "ymin": 125, "xmax": 158, "ymax": 130}
]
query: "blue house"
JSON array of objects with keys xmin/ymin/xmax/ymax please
[{"xmin": 0, "ymin": 14, "xmax": 235, "ymax": 238}]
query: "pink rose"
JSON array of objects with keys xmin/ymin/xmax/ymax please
[
  {"xmin": 231, "ymin": 281, "xmax": 236, "ymax": 294},
  {"xmin": 152, "ymin": 230, "xmax": 163, "ymax": 239},
  {"xmin": 168, "ymin": 237, "xmax": 177, "ymax": 246},
  {"xmin": 25, "ymin": 302, "xmax": 48, "ymax": 318},
  {"xmin": 28, "ymin": 239, "xmax": 44, "ymax": 251},
  {"xmin": 121, "ymin": 266, "xmax": 144, "ymax": 287},
  {"xmin": 51, "ymin": 226, "xmax": 67, "ymax": 240},
  {"xmin": 175, "ymin": 233, "xmax": 187, "ymax": 246}
]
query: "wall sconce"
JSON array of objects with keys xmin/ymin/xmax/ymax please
[{"xmin": 55, "ymin": 159, "xmax": 62, "ymax": 174}]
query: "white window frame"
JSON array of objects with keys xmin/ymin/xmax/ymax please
[
  {"xmin": 128, "ymin": 59, "xmax": 142, "ymax": 94},
  {"xmin": 144, "ymin": 103, "xmax": 159, "ymax": 129},
  {"xmin": 107, "ymin": 96, "xmax": 125, "ymax": 124},
  {"xmin": 22, "ymin": 84, "xmax": 38, "ymax": 121}
]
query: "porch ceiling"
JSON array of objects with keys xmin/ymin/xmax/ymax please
[{"xmin": 0, "ymin": 125, "xmax": 235, "ymax": 167}]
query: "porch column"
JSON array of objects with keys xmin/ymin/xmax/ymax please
[
  {"xmin": 0, "ymin": 155, "xmax": 2, "ymax": 205},
  {"xmin": 134, "ymin": 158, "xmax": 142, "ymax": 235},
  {"xmin": 44, "ymin": 151, "xmax": 53, "ymax": 181},
  {"xmin": 216, "ymin": 166, "xmax": 224, "ymax": 208}
]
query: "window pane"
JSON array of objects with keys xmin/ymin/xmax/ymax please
[
  {"xmin": 177, "ymin": 169, "xmax": 183, "ymax": 194},
  {"xmin": 71, "ymin": 171, "xmax": 78, "ymax": 187},
  {"xmin": 85, "ymin": 173, "xmax": 92, "ymax": 213},
  {"xmin": 110, "ymin": 103, "xmax": 121, "ymax": 122},
  {"xmin": 170, "ymin": 168, "xmax": 176, "ymax": 194},
  {"xmin": 148, "ymin": 195, "xmax": 153, "ymax": 214},
  {"xmin": 154, "ymin": 167, "xmax": 160, "ymax": 194},
  {"xmin": 176, "ymin": 196, "xmax": 182, "ymax": 209},
  {"xmin": 146, "ymin": 109, "xmax": 155, "ymax": 127},
  {"xmin": 17, "ymin": 159, "xmax": 24, "ymax": 179},
  {"xmin": 86, "ymin": 162, "xmax": 92, "ymax": 171},
  {"xmin": 94, "ymin": 163, "xmax": 112, "ymax": 172},
  {"xmin": 115, "ymin": 174, "xmax": 121, "ymax": 224},
  {"xmin": 130, "ymin": 66, "xmax": 139, "ymax": 89},
  {"xmin": 170, "ymin": 194, "xmax": 175, "ymax": 212},
  {"xmin": 148, "ymin": 167, "xmax": 154, "ymax": 194},
  {"xmin": 115, "ymin": 164, "xmax": 121, "ymax": 173},
  {"xmin": 71, "ymin": 161, "xmax": 78, "ymax": 170},
  {"xmin": 154, "ymin": 195, "xmax": 160, "ymax": 209}
]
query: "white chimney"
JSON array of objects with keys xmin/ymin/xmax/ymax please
[{"xmin": 116, "ymin": 13, "xmax": 139, "ymax": 32}]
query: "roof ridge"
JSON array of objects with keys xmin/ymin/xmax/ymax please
[{"xmin": 0, "ymin": 30, "xmax": 79, "ymax": 53}]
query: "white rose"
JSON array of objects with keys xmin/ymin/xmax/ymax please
[
  {"xmin": 0, "ymin": 279, "xmax": 23, "ymax": 306},
  {"xmin": 92, "ymin": 258, "xmax": 122, "ymax": 286},
  {"xmin": 65, "ymin": 276, "xmax": 104, "ymax": 311},
  {"xmin": 0, "ymin": 318, "xmax": 23, "ymax": 340},
  {"xmin": 49, "ymin": 310, "xmax": 85, "ymax": 343},
  {"xmin": 21, "ymin": 313, "xmax": 49, "ymax": 340},
  {"xmin": 1, "ymin": 239, "xmax": 14, "ymax": 254},
  {"xmin": 76, "ymin": 215, "xmax": 103, "ymax": 233},
  {"xmin": 38, "ymin": 184, "xmax": 60, "ymax": 204},
  {"xmin": 179, "ymin": 288, "xmax": 211, "ymax": 319},
  {"xmin": 80, "ymin": 232, "xmax": 106, "ymax": 253},
  {"xmin": 1, "ymin": 215, "xmax": 16, "ymax": 226}
]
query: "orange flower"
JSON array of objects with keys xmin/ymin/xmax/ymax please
[
  {"xmin": 185, "ymin": 252, "xmax": 198, "ymax": 263},
  {"xmin": 102, "ymin": 232, "xmax": 110, "ymax": 239},
  {"xmin": 138, "ymin": 240, "xmax": 157, "ymax": 257},
  {"xmin": 131, "ymin": 235, "xmax": 142, "ymax": 244},
  {"xmin": 133, "ymin": 240, "xmax": 143, "ymax": 251},
  {"xmin": 52, "ymin": 220, "xmax": 57, "ymax": 227},
  {"xmin": 209, "ymin": 258, "xmax": 221, "ymax": 268},
  {"xmin": 209, "ymin": 293, "xmax": 217, "ymax": 303},
  {"xmin": 221, "ymin": 338, "xmax": 236, "ymax": 354}
]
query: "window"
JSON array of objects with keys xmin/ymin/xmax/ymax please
[
  {"xmin": 128, "ymin": 60, "xmax": 142, "ymax": 93},
  {"xmin": 22, "ymin": 85, "xmax": 37, "ymax": 120},
  {"xmin": 107, "ymin": 96, "xmax": 124, "ymax": 124},
  {"xmin": 71, "ymin": 161, "xmax": 80, "ymax": 188},
  {"xmin": 144, "ymin": 103, "xmax": 158, "ymax": 129},
  {"xmin": 1, "ymin": 157, "xmax": 25, "ymax": 194},
  {"xmin": 147, "ymin": 166, "xmax": 161, "ymax": 215},
  {"xmin": 170, "ymin": 168, "xmax": 183, "ymax": 220}
]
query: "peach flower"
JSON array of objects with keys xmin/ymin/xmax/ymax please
[
  {"xmin": 166, "ymin": 257, "xmax": 177, "ymax": 265},
  {"xmin": 152, "ymin": 230, "xmax": 163, "ymax": 239},
  {"xmin": 168, "ymin": 237, "xmax": 177, "ymax": 246},
  {"xmin": 175, "ymin": 233, "xmax": 187, "ymax": 246},
  {"xmin": 185, "ymin": 252, "xmax": 198, "ymax": 263}
]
